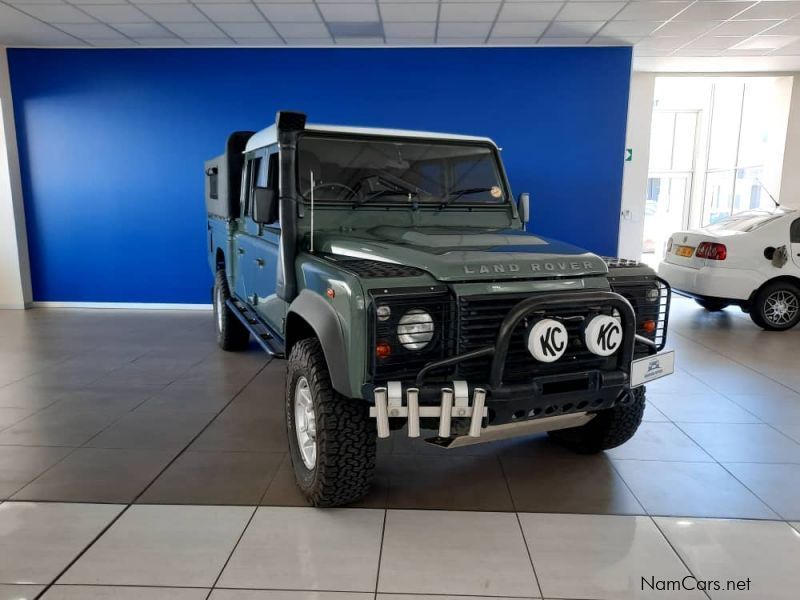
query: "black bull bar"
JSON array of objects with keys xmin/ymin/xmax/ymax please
[{"xmin": 414, "ymin": 290, "xmax": 637, "ymax": 390}]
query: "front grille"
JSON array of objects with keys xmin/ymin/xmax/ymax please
[
  {"xmin": 457, "ymin": 293, "xmax": 617, "ymax": 384},
  {"xmin": 609, "ymin": 277, "xmax": 670, "ymax": 353}
]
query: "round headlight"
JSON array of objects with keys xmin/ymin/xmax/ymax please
[
  {"xmin": 646, "ymin": 287, "xmax": 660, "ymax": 302},
  {"xmin": 397, "ymin": 309, "xmax": 434, "ymax": 350}
]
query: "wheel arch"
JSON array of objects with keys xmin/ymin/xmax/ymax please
[
  {"xmin": 286, "ymin": 289, "xmax": 352, "ymax": 397},
  {"xmin": 215, "ymin": 248, "xmax": 226, "ymax": 271},
  {"xmin": 750, "ymin": 275, "xmax": 800, "ymax": 303}
]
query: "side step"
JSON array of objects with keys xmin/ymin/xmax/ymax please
[{"xmin": 226, "ymin": 298, "xmax": 286, "ymax": 357}]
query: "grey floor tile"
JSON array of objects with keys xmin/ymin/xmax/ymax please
[
  {"xmin": 218, "ymin": 507, "xmax": 384, "ymax": 592},
  {"xmin": 138, "ymin": 450, "xmax": 283, "ymax": 505},
  {"xmin": 0, "ymin": 502, "xmax": 123, "ymax": 585},
  {"xmin": 136, "ymin": 383, "xmax": 239, "ymax": 412},
  {"xmin": 642, "ymin": 402, "xmax": 669, "ymax": 422},
  {"xmin": 189, "ymin": 411, "xmax": 287, "ymax": 453},
  {"xmin": 519, "ymin": 513, "xmax": 704, "ymax": 600},
  {"xmin": 59, "ymin": 505, "xmax": 253, "ymax": 587},
  {"xmin": 724, "ymin": 393, "xmax": 800, "ymax": 424},
  {"xmin": 0, "ymin": 446, "xmax": 73, "ymax": 499},
  {"xmin": 656, "ymin": 517, "xmax": 800, "ymax": 599},
  {"xmin": 724, "ymin": 462, "xmax": 800, "ymax": 520},
  {"xmin": 613, "ymin": 459, "xmax": 778, "ymax": 519},
  {"xmin": 41, "ymin": 586, "xmax": 208, "ymax": 599},
  {"xmin": 0, "ymin": 404, "xmax": 122, "ymax": 447},
  {"xmin": 0, "ymin": 408, "xmax": 39, "ymax": 431},
  {"xmin": 678, "ymin": 423, "xmax": 800, "ymax": 463},
  {"xmin": 648, "ymin": 393, "xmax": 760, "ymax": 423},
  {"xmin": 0, "ymin": 381, "xmax": 68, "ymax": 410},
  {"xmin": 0, "ymin": 585, "xmax": 45, "ymax": 600},
  {"xmin": 85, "ymin": 409, "xmax": 217, "ymax": 450},
  {"xmin": 212, "ymin": 590, "xmax": 374, "ymax": 600},
  {"xmin": 378, "ymin": 509, "xmax": 538, "ymax": 596},
  {"xmin": 503, "ymin": 455, "xmax": 644, "ymax": 515},
  {"xmin": 12, "ymin": 448, "xmax": 176, "ymax": 503},
  {"xmin": 771, "ymin": 421, "xmax": 800, "ymax": 444},
  {"xmin": 606, "ymin": 422, "xmax": 713, "ymax": 462}
]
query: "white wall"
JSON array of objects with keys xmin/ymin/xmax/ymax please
[
  {"xmin": 617, "ymin": 72, "xmax": 656, "ymax": 260},
  {"xmin": 0, "ymin": 47, "xmax": 31, "ymax": 309}
]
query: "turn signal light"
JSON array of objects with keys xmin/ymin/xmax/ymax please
[
  {"xmin": 376, "ymin": 342, "xmax": 392, "ymax": 359},
  {"xmin": 696, "ymin": 242, "xmax": 727, "ymax": 261},
  {"xmin": 641, "ymin": 319, "xmax": 657, "ymax": 334}
]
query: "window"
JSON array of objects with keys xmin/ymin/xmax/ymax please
[
  {"xmin": 245, "ymin": 156, "xmax": 267, "ymax": 217},
  {"xmin": 208, "ymin": 168, "xmax": 218, "ymax": 200}
]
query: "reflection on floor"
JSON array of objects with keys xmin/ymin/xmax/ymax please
[{"xmin": 1, "ymin": 297, "xmax": 800, "ymax": 598}]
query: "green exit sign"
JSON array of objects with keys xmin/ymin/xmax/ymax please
[{"xmin": 625, "ymin": 148, "xmax": 633, "ymax": 162}]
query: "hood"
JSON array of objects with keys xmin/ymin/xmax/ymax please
[{"xmin": 315, "ymin": 226, "xmax": 608, "ymax": 282}]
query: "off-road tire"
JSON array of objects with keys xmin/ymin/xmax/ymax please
[
  {"xmin": 749, "ymin": 281, "xmax": 800, "ymax": 331},
  {"xmin": 548, "ymin": 387, "xmax": 645, "ymax": 454},
  {"xmin": 213, "ymin": 270, "xmax": 250, "ymax": 351},
  {"xmin": 696, "ymin": 299, "xmax": 729, "ymax": 312},
  {"xmin": 286, "ymin": 338, "xmax": 376, "ymax": 507}
]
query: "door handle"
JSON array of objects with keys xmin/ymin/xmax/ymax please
[
  {"xmin": 255, "ymin": 258, "xmax": 265, "ymax": 268},
  {"xmin": 237, "ymin": 247, "xmax": 245, "ymax": 255}
]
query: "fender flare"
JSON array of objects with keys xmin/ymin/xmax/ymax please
[{"xmin": 286, "ymin": 289, "xmax": 352, "ymax": 396}]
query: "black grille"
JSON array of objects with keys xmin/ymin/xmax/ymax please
[
  {"xmin": 456, "ymin": 293, "xmax": 617, "ymax": 384},
  {"xmin": 324, "ymin": 256, "xmax": 426, "ymax": 278},
  {"xmin": 609, "ymin": 277, "xmax": 670, "ymax": 353}
]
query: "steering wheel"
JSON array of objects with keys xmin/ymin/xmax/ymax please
[{"xmin": 306, "ymin": 182, "xmax": 357, "ymax": 200}]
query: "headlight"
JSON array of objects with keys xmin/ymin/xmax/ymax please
[{"xmin": 397, "ymin": 309, "xmax": 434, "ymax": 350}]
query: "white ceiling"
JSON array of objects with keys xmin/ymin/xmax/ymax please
[{"xmin": 4, "ymin": 0, "xmax": 800, "ymax": 69}]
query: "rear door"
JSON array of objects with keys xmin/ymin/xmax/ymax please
[{"xmin": 791, "ymin": 217, "xmax": 800, "ymax": 270}]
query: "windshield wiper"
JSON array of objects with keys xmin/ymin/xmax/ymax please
[
  {"xmin": 438, "ymin": 187, "xmax": 495, "ymax": 210},
  {"xmin": 352, "ymin": 188, "xmax": 418, "ymax": 208}
]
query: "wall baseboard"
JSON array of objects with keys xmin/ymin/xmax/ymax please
[
  {"xmin": 0, "ymin": 303, "xmax": 28, "ymax": 310},
  {"xmin": 31, "ymin": 301, "xmax": 212, "ymax": 311}
]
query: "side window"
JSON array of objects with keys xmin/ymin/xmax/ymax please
[
  {"xmin": 267, "ymin": 152, "xmax": 279, "ymax": 191},
  {"xmin": 245, "ymin": 156, "xmax": 266, "ymax": 219},
  {"xmin": 792, "ymin": 218, "xmax": 800, "ymax": 243}
]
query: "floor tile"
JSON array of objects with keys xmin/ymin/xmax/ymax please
[
  {"xmin": 0, "ymin": 502, "xmax": 123, "ymax": 585},
  {"xmin": 646, "ymin": 369, "xmax": 715, "ymax": 394},
  {"xmin": 725, "ymin": 393, "xmax": 800, "ymax": 424},
  {"xmin": 384, "ymin": 454, "xmax": 514, "ymax": 511},
  {"xmin": 503, "ymin": 455, "xmax": 644, "ymax": 515},
  {"xmin": 0, "ymin": 405, "xmax": 122, "ymax": 447},
  {"xmin": 218, "ymin": 507, "xmax": 384, "ymax": 592},
  {"xmin": 59, "ymin": 504, "xmax": 252, "ymax": 587},
  {"xmin": 656, "ymin": 517, "xmax": 800, "ymax": 599},
  {"xmin": 41, "ymin": 586, "xmax": 208, "ymax": 599},
  {"xmin": 606, "ymin": 422, "xmax": 712, "ymax": 462},
  {"xmin": 0, "ymin": 585, "xmax": 45, "ymax": 600},
  {"xmin": 189, "ymin": 410, "xmax": 286, "ymax": 453},
  {"xmin": 212, "ymin": 591, "xmax": 374, "ymax": 600},
  {"xmin": 12, "ymin": 448, "xmax": 175, "ymax": 503},
  {"xmin": 0, "ymin": 382, "xmax": 70, "ymax": 410},
  {"xmin": 376, "ymin": 596, "xmax": 535, "ymax": 600},
  {"xmin": 519, "ymin": 513, "xmax": 704, "ymax": 599},
  {"xmin": 85, "ymin": 409, "xmax": 217, "ymax": 449},
  {"xmin": 648, "ymin": 393, "xmax": 760, "ymax": 423},
  {"xmin": 0, "ymin": 408, "xmax": 39, "ymax": 431},
  {"xmin": 378, "ymin": 509, "xmax": 538, "ymax": 596},
  {"xmin": 138, "ymin": 451, "xmax": 283, "ymax": 505},
  {"xmin": 136, "ymin": 383, "xmax": 239, "ymax": 412},
  {"xmin": 724, "ymin": 462, "xmax": 800, "ymax": 520},
  {"xmin": 259, "ymin": 454, "xmax": 388, "ymax": 509},
  {"xmin": 642, "ymin": 402, "xmax": 669, "ymax": 422},
  {"xmin": 0, "ymin": 446, "xmax": 73, "ymax": 499},
  {"xmin": 613, "ymin": 460, "xmax": 778, "ymax": 519},
  {"xmin": 771, "ymin": 421, "xmax": 800, "ymax": 444},
  {"xmin": 678, "ymin": 423, "xmax": 800, "ymax": 463}
]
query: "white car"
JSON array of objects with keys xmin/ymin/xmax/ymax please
[{"xmin": 658, "ymin": 208, "xmax": 800, "ymax": 331}]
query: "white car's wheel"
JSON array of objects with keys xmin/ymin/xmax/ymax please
[{"xmin": 750, "ymin": 281, "xmax": 800, "ymax": 331}]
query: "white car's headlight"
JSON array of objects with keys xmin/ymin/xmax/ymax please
[{"xmin": 397, "ymin": 309, "xmax": 434, "ymax": 350}]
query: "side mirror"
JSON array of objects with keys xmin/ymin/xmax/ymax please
[
  {"xmin": 518, "ymin": 193, "xmax": 530, "ymax": 224},
  {"xmin": 252, "ymin": 187, "xmax": 277, "ymax": 224}
]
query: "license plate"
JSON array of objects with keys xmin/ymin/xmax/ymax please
[
  {"xmin": 630, "ymin": 351, "xmax": 675, "ymax": 388},
  {"xmin": 675, "ymin": 245, "xmax": 695, "ymax": 257}
]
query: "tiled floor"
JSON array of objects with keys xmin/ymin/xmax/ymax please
[{"xmin": 2, "ymin": 298, "xmax": 800, "ymax": 598}]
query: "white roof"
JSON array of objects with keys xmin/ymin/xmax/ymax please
[{"xmin": 244, "ymin": 122, "xmax": 498, "ymax": 153}]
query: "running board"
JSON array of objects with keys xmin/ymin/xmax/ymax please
[{"xmin": 226, "ymin": 298, "xmax": 286, "ymax": 357}]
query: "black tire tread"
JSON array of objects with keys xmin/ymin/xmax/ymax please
[
  {"xmin": 286, "ymin": 338, "xmax": 376, "ymax": 507},
  {"xmin": 548, "ymin": 387, "xmax": 645, "ymax": 454},
  {"xmin": 214, "ymin": 270, "xmax": 250, "ymax": 351}
]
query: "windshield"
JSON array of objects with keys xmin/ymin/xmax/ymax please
[
  {"xmin": 704, "ymin": 210, "xmax": 788, "ymax": 233},
  {"xmin": 296, "ymin": 135, "xmax": 507, "ymax": 206}
]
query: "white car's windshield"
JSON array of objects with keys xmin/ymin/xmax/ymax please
[{"xmin": 704, "ymin": 210, "xmax": 789, "ymax": 233}]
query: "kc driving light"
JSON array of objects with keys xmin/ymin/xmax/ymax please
[{"xmin": 397, "ymin": 309, "xmax": 434, "ymax": 350}]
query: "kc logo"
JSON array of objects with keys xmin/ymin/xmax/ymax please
[
  {"xmin": 528, "ymin": 319, "xmax": 568, "ymax": 363},
  {"xmin": 585, "ymin": 315, "xmax": 623, "ymax": 357}
]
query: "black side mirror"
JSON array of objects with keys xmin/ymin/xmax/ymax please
[
  {"xmin": 252, "ymin": 187, "xmax": 277, "ymax": 224},
  {"xmin": 518, "ymin": 192, "xmax": 530, "ymax": 224}
]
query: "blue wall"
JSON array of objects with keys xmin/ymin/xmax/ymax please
[{"xmin": 9, "ymin": 47, "xmax": 631, "ymax": 303}]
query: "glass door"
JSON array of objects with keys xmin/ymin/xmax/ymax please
[{"xmin": 641, "ymin": 110, "xmax": 698, "ymax": 267}]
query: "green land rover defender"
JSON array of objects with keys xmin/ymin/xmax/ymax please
[{"xmin": 205, "ymin": 111, "xmax": 675, "ymax": 507}]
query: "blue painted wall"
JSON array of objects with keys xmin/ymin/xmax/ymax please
[{"xmin": 8, "ymin": 47, "xmax": 631, "ymax": 303}]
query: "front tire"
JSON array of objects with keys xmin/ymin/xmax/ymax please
[
  {"xmin": 548, "ymin": 387, "xmax": 645, "ymax": 454},
  {"xmin": 749, "ymin": 281, "xmax": 800, "ymax": 331},
  {"xmin": 286, "ymin": 338, "xmax": 376, "ymax": 507},
  {"xmin": 213, "ymin": 270, "xmax": 250, "ymax": 351},
  {"xmin": 696, "ymin": 298, "xmax": 729, "ymax": 312}
]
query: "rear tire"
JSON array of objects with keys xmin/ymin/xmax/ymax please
[
  {"xmin": 749, "ymin": 281, "xmax": 800, "ymax": 331},
  {"xmin": 286, "ymin": 338, "xmax": 376, "ymax": 507},
  {"xmin": 696, "ymin": 299, "xmax": 729, "ymax": 312},
  {"xmin": 548, "ymin": 387, "xmax": 645, "ymax": 454},
  {"xmin": 213, "ymin": 270, "xmax": 250, "ymax": 351}
]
